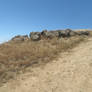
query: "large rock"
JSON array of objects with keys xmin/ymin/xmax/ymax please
[
  {"xmin": 29, "ymin": 29, "xmax": 90, "ymax": 41},
  {"xmin": 41, "ymin": 29, "xmax": 76, "ymax": 38},
  {"xmin": 58, "ymin": 29, "xmax": 70, "ymax": 37},
  {"xmin": 65, "ymin": 29, "xmax": 76, "ymax": 37},
  {"xmin": 41, "ymin": 30, "xmax": 59, "ymax": 39},
  {"xmin": 11, "ymin": 35, "xmax": 29, "ymax": 42},
  {"xmin": 58, "ymin": 30, "xmax": 66, "ymax": 37},
  {"xmin": 69, "ymin": 31, "xmax": 78, "ymax": 36},
  {"xmin": 30, "ymin": 32, "xmax": 41, "ymax": 41},
  {"xmin": 77, "ymin": 31, "xmax": 89, "ymax": 36},
  {"xmin": 58, "ymin": 29, "xmax": 78, "ymax": 37}
]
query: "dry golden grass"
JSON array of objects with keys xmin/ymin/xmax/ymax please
[{"xmin": 0, "ymin": 35, "xmax": 90, "ymax": 85}]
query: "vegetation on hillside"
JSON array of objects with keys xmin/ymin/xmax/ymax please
[{"xmin": 0, "ymin": 29, "xmax": 91, "ymax": 86}]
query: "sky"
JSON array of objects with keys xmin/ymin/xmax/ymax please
[{"xmin": 0, "ymin": 0, "xmax": 92, "ymax": 42}]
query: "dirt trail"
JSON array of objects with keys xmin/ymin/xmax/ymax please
[{"xmin": 1, "ymin": 38, "xmax": 92, "ymax": 92}]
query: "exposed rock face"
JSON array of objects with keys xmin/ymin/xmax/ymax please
[
  {"xmin": 69, "ymin": 31, "xmax": 78, "ymax": 36},
  {"xmin": 58, "ymin": 29, "xmax": 76, "ymax": 37},
  {"xmin": 77, "ymin": 31, "xmax": 89, "ymax": 36},
  {"xmin": 41, "ymin": 30, "xmax": 59, "ymax": 39},
  {"xmin": 29, "ymin": 29, "xmax": 90, "ymax": 41},
  {"xmin": 65, "ymin": 29, "xmax": 72, "ymax": 37},
  {"xmin": 11, "ymin": 29, "xmax": 90, "ymax": 42},
  {"xmin": 11, "ymin": 35, "xmax": 29, "ymax": 42},
  {"xmin": 30, "ymin": 32, "xmax": 41, "ymax": 41}
]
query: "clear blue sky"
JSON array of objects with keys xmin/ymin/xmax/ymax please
[{"xmin": 0, "ymin": 0, "xmax": 92, "ymax": 42}]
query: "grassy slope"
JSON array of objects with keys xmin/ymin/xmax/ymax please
[{"xmin": 0, "ymin": 34, "xmax": 90, "ymax": 85}]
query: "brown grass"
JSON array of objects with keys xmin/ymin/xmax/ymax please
[{"xmin": 0, "ymin": 35, "xmax": 89, "ymax": 85}]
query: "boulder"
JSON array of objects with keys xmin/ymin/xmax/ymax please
[
  {"xmin": 58, "ymin": 29, "xmax": 71, "ymax": 37},
  {"xmin": 41, "ymin": 30, "xmax": 59, "ymax": 39},
  {"xmin": 11, "ymin": 35, "xmax": 29, "ymax": 42},
  {"xmin": 23, "ymin": 35, "xmax": 29, "ymax": 40},
  {"xmin": 77, "ymin": 31, "xmax": 89, "ymax": 36},
  {"xmin": 41, "ymin": 30, "xmax": 48, "ymax": 37},
  {"xmin": 51, "ymin": 31, "xmax": 60, "ymax": 37},
  {"xmin": 30, "ymin": 32, "xmax": 41, "ymax": 41},
  {"xmin": 69, "ymin": 31, "xmax": 78, "ymax": 36},
  {"xmin": 58, "ymin": 30, "xmax": 67, "ymax": 37},
  {"xmin": 65, "ymin": 29, "xmax": 73, "ymax": 37},
  {"xmin": 58, "ymin": 29, "xmax": 78, "ymax": 37}
]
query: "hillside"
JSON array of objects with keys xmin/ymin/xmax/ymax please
[
  {"xmin": 0, "ymin": 29, "xmax": 91, "ymax": 91},
  {"xmin": 1, "ymin": 36, "xmax": 92, "ymax": 92}
]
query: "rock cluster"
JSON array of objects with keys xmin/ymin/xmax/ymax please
[
  {"xmin": 11, "ymin": 35, "xmax": 29, "ymax": 42},
  {"xmin": 30, "ymin": 29, "xmax": 90, "ymax": 41},
  {"xmin": 11, "ymin": 29, "xmax": 90, "ymax": 42}
]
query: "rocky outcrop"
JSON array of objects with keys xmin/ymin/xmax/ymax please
[
  {"xmin": 11, "ymin": 35, "xmax": 29, "ymax": 42},
  {"xmin": 76, "ymin": 31, "xmax": 89, "ymax": 36},
  {"xmin": 41, "ymin": 30, "xmax": 59, "ymax": 39},
  {"xmin": 57, "ymin": 29, "xmax": 77, "ymax": 37},
  {"xmin": 30, "ymin": 32, "xmax": 41, "ymax": 41},
  {"xmin": 11, "ymin": 29, "xmax": 90, "ymax": 42},
  {"xmin": 29, "ymin": 29, "xmax": 90, "ymax": 41}
]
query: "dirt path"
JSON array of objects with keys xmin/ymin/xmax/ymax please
[{"xmin": 1, "ymin": 38, "xmax": 92, "ymax": 92}]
